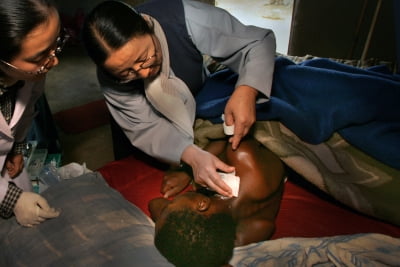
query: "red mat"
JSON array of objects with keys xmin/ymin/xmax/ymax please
[
  {"xmin": 53, "ymin": 99, "xmax": 110, "ymax": 134},
  {"xmin": 98, "ymin": 155, "xmax": 400, "ymax": 239}
]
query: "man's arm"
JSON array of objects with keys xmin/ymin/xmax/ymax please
[
  {"xmin": 225, "ymin": 139, "xmax": 285, "ymax": 246},
  {"xmin": 226, "ymin": 139, "xmax": 285, "ymax": 200}
]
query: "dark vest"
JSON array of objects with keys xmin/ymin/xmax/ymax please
[{"xmin": 136, "ymin": 0, "xmax": 204, "ymax": 95}]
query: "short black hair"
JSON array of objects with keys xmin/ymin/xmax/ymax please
[
  {"xmin": 155, "ymin": 209, "xmax": 236, "ymax": 267},
  {"xmin": 0, "ymin": 0, "xmax": 56, "ymax": 61},
  {"xmin": 82, "ymin": 0, "xmax": 153, "ymax": 66}
]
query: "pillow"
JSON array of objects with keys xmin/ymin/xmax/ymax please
[{"xmin": 0, "ymin": 172, "xmax": 172, "ymax": 267}]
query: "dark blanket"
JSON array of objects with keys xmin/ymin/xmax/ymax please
[
  {"xmin": 0, "ymin": 173, "xmax": 172, "ymax": 267},
  {"xmin": 196, "ymin": 57, "xmax": 400, "ymax": 169}
]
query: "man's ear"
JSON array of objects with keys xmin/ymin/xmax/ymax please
[{"xmin": 197, "ymin": 196, "xmax": 211, "ymax": 212}]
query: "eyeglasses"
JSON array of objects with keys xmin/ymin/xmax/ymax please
[
  {"xmin": 0, "ymin": 28, "xmax": 70, "ymax": 76},
  {"xmin": 116, "ymin": 34, "xmax": 159, "ymax": 84}
]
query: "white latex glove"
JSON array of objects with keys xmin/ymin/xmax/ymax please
[
  {"xmin": 181, "ymin": 145, "xmax": 235, "ymax": 197},
  {"xmin": 14, "ymin": 192, "xmax": 60, "ymax": 227}
]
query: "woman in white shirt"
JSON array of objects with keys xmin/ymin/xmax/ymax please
[{"xmin": 0, "ymin": 0, "xmax": 66, "ymax": 227}]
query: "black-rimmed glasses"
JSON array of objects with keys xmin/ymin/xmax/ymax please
[
  {"xmin": 117, "ymin": 34, "xmax": 159, "ymax": 84},
  {"xmin": 0, "ymin": 28, "xmax": 70, "ymax": 76}
]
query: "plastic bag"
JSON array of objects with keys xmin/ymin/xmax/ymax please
[
  {"xmin": 57, "ymin": 162, "xmax": 92, "ymax": 180},
  {"xmin": 38, "ymin": 159, "xmax": 61, "ymax": 186}
]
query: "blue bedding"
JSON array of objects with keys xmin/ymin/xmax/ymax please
[{"xmin": 196, "ymin": 57, "xmax": 400, "ymax": 169}]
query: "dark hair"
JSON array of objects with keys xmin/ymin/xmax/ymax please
[
  {"xmin": 0, "ymin": 0, "xmax": 56, "ymax": 61},
  {"xmin": 82, "ymin": 0, "xmax": 153, "ymax": 66},
  {"xmin": 155, "ymin": 209, "xmax": 236, "ymax": 267}
]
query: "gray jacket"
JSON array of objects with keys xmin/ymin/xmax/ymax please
[{"xmin": 98, "ymin": 0, "xmax": 276, "ymax": 164}]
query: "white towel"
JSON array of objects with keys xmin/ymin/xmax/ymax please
[{"xmin": 218, "ymin": 171, "xmax": 240, "ymax": 197}]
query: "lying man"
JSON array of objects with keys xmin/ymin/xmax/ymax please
[{"xmin": 148, "ymin": 138, "xmax": 286, "ymax": 266}]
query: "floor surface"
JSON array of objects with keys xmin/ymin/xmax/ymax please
[
  {"xmin": 46, "ymin": 45, "xmax": 114, "ymax": 171},
  {"xmin": 216, "ymin": 0, "xmax": 293, "ymax": 54}
]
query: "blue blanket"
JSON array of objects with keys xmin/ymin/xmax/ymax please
[{"xmin": 196, "ymin": 57, "xmax": 400, "ymax": 169}]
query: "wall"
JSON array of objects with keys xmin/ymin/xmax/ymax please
[
  {"xmin": 288, "ymin": 0, "xmax": 396, "ymax": 62},
  {"xmin": 55, "ymin": 0, "xmax": 215, "ymax": 16}
]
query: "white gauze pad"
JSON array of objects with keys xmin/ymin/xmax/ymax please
[
  {"xmin": 221, "ymin": 114, "xmax": 234, "ymax": 135},
  {"xmin": 218, "ymin": 171, "xmax": 240, "ymax": 197}
]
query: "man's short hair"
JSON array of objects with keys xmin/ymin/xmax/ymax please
[{"xmin": 155, "ymin": 209, "xmax": 236, "ymax": 267}]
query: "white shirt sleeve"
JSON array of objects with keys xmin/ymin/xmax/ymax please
[{"xmin": 183, "ymin": 0, "xmax": 276, "ymax": 98}]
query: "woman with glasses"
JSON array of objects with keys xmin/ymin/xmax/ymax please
[
  {"xmin": 82, "ymin": 0, "xmax": 276, "ymax": 197},
  {"xmin": 0, "ymin": 0, "xmax": 67, "ymax": 227}
]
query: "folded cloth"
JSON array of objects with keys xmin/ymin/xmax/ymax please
[{"xmin": 196, "ymin": 57, "xmax": 400, "ymax": 169}]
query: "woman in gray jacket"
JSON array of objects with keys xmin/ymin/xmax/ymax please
[{"xmin": 82, "ymin": 0, "xmax": 276, "ymax": 197}]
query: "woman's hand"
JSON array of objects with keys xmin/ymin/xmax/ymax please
[
  {"xmin": 14, "ymin": 192, "xmax": 60, "ymax": 227},
  {"xmin": 161, "ymin": 170, "xmax": 191, "ymax": 198},
  {"xmin": 5, "ymin": 154, "xmax": 25, "ymax": 178},
  {"xmin": 181, "ymin": 145, "xmax": 235, "ymax": 197},
  {"xmin": 224, "ymin": 85, "xmax": 258, "ymax": 150}
]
